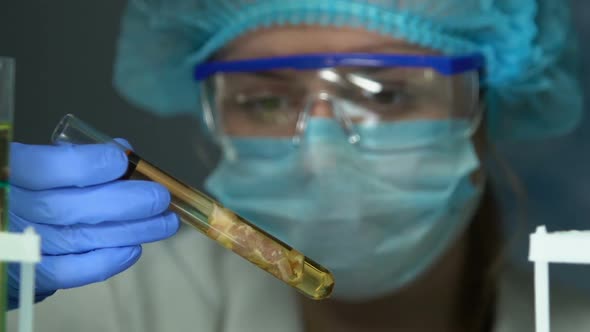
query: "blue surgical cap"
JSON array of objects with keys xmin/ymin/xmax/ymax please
[{"xmin": 113, "ymin": 0, "xmax": 583, "ymax": 141}]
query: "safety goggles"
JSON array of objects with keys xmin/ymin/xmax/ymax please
[{"xmin": 195, "ymin": 53, "xmax": 485, "ymax": 150}]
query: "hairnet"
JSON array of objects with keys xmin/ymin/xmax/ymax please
[{"xmin": 113, "ymin": 0, "xmax": 583, "ymax": 141}]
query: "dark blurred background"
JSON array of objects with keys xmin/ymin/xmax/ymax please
[
  {"xmin": 0, "ymin": 0, "xmax": 219, "ymax": 190},
  {"xmin": 1, "ymin": 0, "xmax": 589, "ymax": 287}
]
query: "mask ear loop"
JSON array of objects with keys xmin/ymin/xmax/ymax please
[{"xmin": 470, "ymin": 71, "xmax": 485, "ymax": 137}]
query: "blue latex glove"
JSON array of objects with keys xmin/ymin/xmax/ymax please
[{"xmin": 6, "ymin": 141, "xmax": 180, "ymax": 309}]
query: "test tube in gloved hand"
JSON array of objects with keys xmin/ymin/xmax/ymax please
[{"xmin": 51, "ymin": 114, "xmax": 335, "ymax": 300}]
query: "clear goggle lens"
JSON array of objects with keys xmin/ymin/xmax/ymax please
[{"xmin": 201, "ymin": 66, "xmax": 481, "ymax": 151}]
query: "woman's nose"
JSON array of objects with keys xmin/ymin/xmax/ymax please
[{"xmin": 308, "ymin": 97, "xmax": 335, "ymax": 118}]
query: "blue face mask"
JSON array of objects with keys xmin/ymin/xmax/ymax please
[{"xmin": 205, "ymin": 119, "xmax": 483, "ymax": 301}]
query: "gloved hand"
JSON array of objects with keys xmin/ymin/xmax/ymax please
[{"xmin": 6, "ymin": 141, "xmax": 180, "ymax": 309}]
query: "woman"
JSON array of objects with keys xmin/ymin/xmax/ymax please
[{"xmin": 7, "ymin": 0, "xmax": 589, "ymax": 331}]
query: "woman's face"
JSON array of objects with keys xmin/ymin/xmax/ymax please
[
  {"xmin": 217, "ymin": 26, "xmax": 441, "ymax": 127},
  {"xmin": 205, "ymin": 26, "xmax": 487, "ymax": 300},
  {"xmin": 215, "ymin": 25, "xmax": 486, "ymax": 157}
]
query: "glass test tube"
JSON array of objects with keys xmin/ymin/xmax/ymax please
[
  {"xmin": 0, "ymin": 57, "xmax": 15, "ymax": 332},
  {"xmin": 51, "ymin": 114, "xmax": 334, "ymax": 300}
]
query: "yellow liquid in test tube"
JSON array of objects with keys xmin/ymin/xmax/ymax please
[{"xmin": 124, "ymin": 151, "xmax": 335, "ymax": 300}]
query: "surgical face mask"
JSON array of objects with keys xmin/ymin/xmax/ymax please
[{"xmin": 205, "ymin": 118, "xmax": 483, "ymax": 301}]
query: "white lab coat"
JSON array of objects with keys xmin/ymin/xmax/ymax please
[{"xmin": 8, "ymin": 227, "xmax": 590, "ymax": 332}]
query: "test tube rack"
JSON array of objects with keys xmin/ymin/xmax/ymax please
[
  {"xmin": 0, "ymin": 228, "xmax": 40, "ymax": 332},
  {"xmin": 529, "ymin": 225, "xmax": 590, "ymax": 332}
]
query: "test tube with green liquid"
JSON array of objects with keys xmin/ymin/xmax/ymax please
[{"xmin": 0, "ymin": 57, "xmax": 15, "ymax": 332}]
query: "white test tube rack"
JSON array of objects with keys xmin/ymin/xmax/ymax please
[
  {"xmin": 0, "ymin": 227, "xmax": 41, "ymax": 332},
  {"xmin": 529, "ymin": 225, "xmax": 590, "ymax": 332}
]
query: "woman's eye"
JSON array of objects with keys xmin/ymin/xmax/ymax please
[
  {"xmin": 364, "ymin": 88, "xmax": 411, "ymax": 106},
  {"xmin": 253, "ymin": 109, "xmax": 294, "ymax": 124},
  {"xmin": 238, "ymin": 95, "xmax": 286, "ymax": 110},
  {"xmin": 233, "ymin": 95, "xmax": 295, "ymax": 124}
]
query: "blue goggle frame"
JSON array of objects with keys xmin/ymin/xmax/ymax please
[{"xmin": 194, "ymin": 53, "xmax": 485, "ymax": 81}]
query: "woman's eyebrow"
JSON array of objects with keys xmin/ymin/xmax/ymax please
[
  {"xmin": 229, "ymin": 71, "xmax": 292, "ymax": 82},
  {"xmin": 217, "ymin": 41, "xmax": 436, "ymax": 61},
  {"xmin": 347, "ymin": 42, "xmax": 436, "ymax": 54},
  {"xmin": 253, "ymin": 70, "xmax": 293, "ymax": 80}
]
